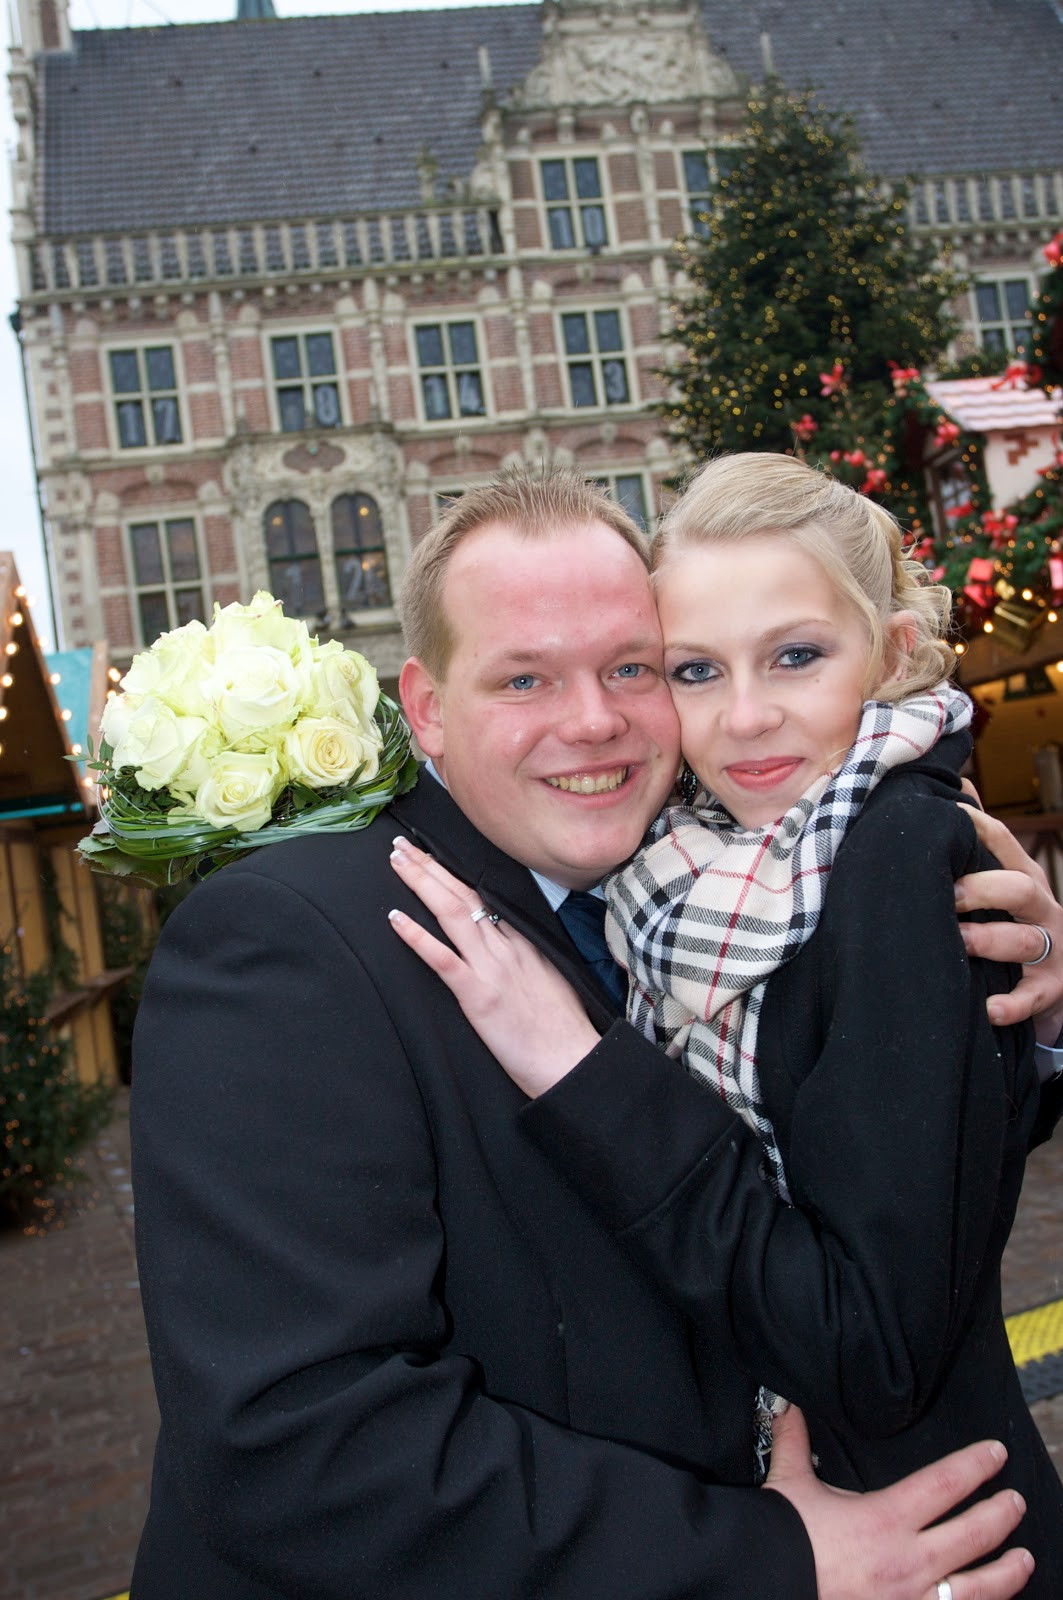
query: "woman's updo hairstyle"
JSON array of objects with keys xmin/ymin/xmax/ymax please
[{"xmin": 652, "ymin": 452, "xmax": 954, "ymax": 702}]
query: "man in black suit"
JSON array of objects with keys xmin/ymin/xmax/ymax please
[{"xmin": 130, "ymin": 471, "xmax": 1059, "ymax": 1599}]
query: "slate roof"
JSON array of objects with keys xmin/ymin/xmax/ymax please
[{"xmin": 37, "ymin": 0, "xmax": 1063, "ymax": 237}]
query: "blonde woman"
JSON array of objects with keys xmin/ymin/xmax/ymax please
[{"xmin": 391, "ymin": 455, "xmax": 1063, "ymax": 1592}]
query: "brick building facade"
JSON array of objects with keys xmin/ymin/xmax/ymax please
[{"xmin": 7, "ymin": 0, "xmax": 1063, "ymax": 686}]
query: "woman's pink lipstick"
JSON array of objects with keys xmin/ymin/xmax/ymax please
[{"xmin": 724, "ymin": 758, "xmax": 803, "ymax": 793}]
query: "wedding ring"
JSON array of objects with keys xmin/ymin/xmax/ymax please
[
  {"xmin": 470, "ymin": 906, "xmax": 491, "ymax": 923},
  {"xmin": 1024, "ymin": 924, "xmax": 1053, "ymax": 966},
  {"xmin": 937, "ymin": 1581, "xmax": 953, "ymax": 1600}
]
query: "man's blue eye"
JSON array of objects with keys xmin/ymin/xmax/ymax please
[
  {"xmin": 615, "ymin": 662, "xmax": 643, "ymax": 679},
  {"xmin": 509, "ymin": 674, "xmax": 537, "ymax": 691}
]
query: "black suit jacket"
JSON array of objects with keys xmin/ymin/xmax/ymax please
[
  {"xmin": 524, "ymin": 744, "xmax": 1063, "ymax": 1591},
  {"xmin": 129, "ymin": 774, "xmax": 815, "ymax": 1599}
]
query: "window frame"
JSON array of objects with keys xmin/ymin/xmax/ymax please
[
  {"xmin": 559, "ymin": 307, "xmax": 634, "ymax": 410},
  {"xmin": 125, "ymin": 514, "xmax": 207, "ymax": 646},
  {"xmin": 107, "ymin": 343, "xmax": 185, "ymax": 452},
  {"xmin": 268, "ymin": 329, "xmax": 344, "ymax": 434},
  {"xmin": 969, "ymin": 274, "xmax": 1036, "ymax": 357},
  {"xmin": 330, "ymin": 492, "xmax": 393, "ymax": 617},
  {"xmin": 263, "ymin": 498, "xmax": 326, "ymax": 620},
  {"xmin": 538, "ymin": 156, "xmax": 610, "ymax": 252},
  {"xmin": 590, "ymin": 471, "xmax": 653, "ymax": 533},
  {"xmin": 679, "ymin": 146, "xmax": 738, "ymax": 239},
  {"xmin": 412, "ymin": 319, "xmax": 488, "ymax": 424}
]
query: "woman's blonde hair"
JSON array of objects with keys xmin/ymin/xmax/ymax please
[{"xmin": 652, "ymin": 453, "xmax": 954, "ymax": 701}]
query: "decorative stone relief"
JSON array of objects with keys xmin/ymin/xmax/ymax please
[
  {"xmin": 282, "ymin": 438, "xmax": 346, "ymax": 475},
  {"xmin": 508, "ymin": 4, "xmax": 743, "ymax": 112}
]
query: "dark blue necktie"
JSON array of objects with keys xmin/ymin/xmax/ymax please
[{"xmin": 556, "ymin": 891, "xmax": 628, "ymax": 1013}]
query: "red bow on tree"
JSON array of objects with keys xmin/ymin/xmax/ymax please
[{"xmin": 819, "ymin": 361, "xmax": 847, "ymax": 397}]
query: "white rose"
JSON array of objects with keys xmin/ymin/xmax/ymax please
[
  {"xmin": 306, "ymin": 643, "xmax": 380, "ymax": 729},
  {"xmin": 109, "ymin": 698, "xmax": 210, "ymax": 792},
  {"xmin": 193, "ymin": 750, "xmax": 282, "ymax": 833},
  {"xmin": 168, "ymin": 724, "xmax": 226, "ymax": 799},
  {"xmin": 284, "ymin": 717, "xmax": 382, "ymax": 790},
  {"xmin": 211, "ymin": 592, "xmax": 313, "ymax": 668},
  {"xmin": 148, "ymin": 620, "xmax": 214, "ymax": 717},
  {"xmin": 208, "ymin": 644, "xmax": 305, "ymax": 741},
  {"xmin": 100, "ymin": 690, "xmax": 138, "ymax": 754}
]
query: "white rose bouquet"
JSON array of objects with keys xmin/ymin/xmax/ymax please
[{"xmin": 78, "ymin": 592, "xmax": 418, "ymax": 886}]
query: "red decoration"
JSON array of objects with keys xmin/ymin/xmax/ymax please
[
  {"xmin": 1044, "ymin": 232, "xmax": 1063, "ymax": 267},
  {"xmin": 888, "ymin": 361, "xmax": 921, "ymax": 395},
  {"xmin": 981, "ymin": 510, "xmax": 1019, "ymax": 550},
  {"xmin": 860, "ymin": 468, "xmax": 887, "ymax": 495},
  {"xmin": 933, "ymin": 419, "xmax": 961, "ymax": 449},
  {"xmin": 966, "ymin": 557, "xmax": 995, "ymax": 584},
  {"xmin": 819, "ymin": 361, "xmax": 847, "ymax": 397},
  {"xmin": 947, "ymin": 499, "xmax": 974, "ymax": 521},
  {"xmin": 792, "ymin": 413, "xmax": 819, "ymax": 441},
  {"xmin": 843, "ymin": 448, "xmax": 867, "ymax": 468},
  {"xmin": 1050, "ymin": 555, "xmax": 1063, "ymax": 597},
  {"xmin": 991, "ymin": 360, "xmax": 1044, "ymax": 391}
]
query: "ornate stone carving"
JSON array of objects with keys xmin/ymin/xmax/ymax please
[
  {"xmin": 507, "ymin": 3, "xmax": 743, "ymax": 111},
  {"xmin": 282, "ymin": 438, "xmax": 345, "ymax": 476}
]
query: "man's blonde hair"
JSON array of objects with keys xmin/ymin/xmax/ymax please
[
  {"xmin": 653, "ymin": 453, "xmax": 954, "ymax": 700},
  {"xmin": 399, "ymin": 467, "xmax": 649, "ymax": 679}
]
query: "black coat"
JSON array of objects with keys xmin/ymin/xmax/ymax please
[
  {"xmin": 129, "ymin": 773, "xmax": 815, "ymax": 1600},
  {"xmin": 525, "ymin": 741, "xmax": 1063, "ymax": 1592}
]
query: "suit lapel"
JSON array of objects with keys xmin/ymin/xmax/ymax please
[{"xmin": 389, "ymin": 773, "xmax": 621, "ymax": 1030}]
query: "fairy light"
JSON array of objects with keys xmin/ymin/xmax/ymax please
[
  {"xmin": 0, "ymin": 707, "xmax": 7, "ymax": 720},
  {"xmin": 1, "ymin": 674, "xmax": 10, "ymax": 688},
  {"xmin": 954, "ymin": 642, "xmax": 966, "ymax": 655},
  {"xmin": 983, "ymin": 621, "xmax": 994, "ymax": 633},
  {"xmin": 5, "ymin": 643, "xmax": 17, "ymax": 657},
  {"xmin": 107, "ymin": 667, "xmax": 121, "ymax": 683},
  {"xmin": 49, "ymin": 672, "xmax": 61, "ymax": 685},
  {"xmin": 9, "ymin": 611, "xmax": 22, "ymax": 627},
  {"xmin": 60, "ymin": 709, "xmax": 71, "ymax": 722}
]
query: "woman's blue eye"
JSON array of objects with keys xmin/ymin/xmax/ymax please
[
  {"xmin": 671, "ymin": 660, "xmax": 717, "ymax": 683},
  {"xmin": 777, "ymin": 646, "xmax": 823, "ymax": 670}
]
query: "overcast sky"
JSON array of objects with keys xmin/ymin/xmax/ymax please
[{"xmin": 1, "ymin": 0, "xmax": 532, "ymax": 648}]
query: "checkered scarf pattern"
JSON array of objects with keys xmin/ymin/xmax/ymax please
[{"xmin": 604, "ymin": 684, "xmax": 973, "ymax": 1205}]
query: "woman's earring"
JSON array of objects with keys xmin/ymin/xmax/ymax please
[{"xmin": 679, "ymin": 763, "xmax": 699, "ymax": 804}]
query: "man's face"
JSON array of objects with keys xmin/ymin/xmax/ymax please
[{"xmin": 401, "ymin": 520, "xmax": 680, "ymax": 888}]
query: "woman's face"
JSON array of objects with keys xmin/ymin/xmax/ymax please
[{"xmin": 656, "ymin": 534, "xmax": 874, "ymax": 828}]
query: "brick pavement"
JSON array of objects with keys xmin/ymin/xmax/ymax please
[{"xmin": 1, "ymin": 1095, "xmax": 1061, "ymax": 1600}]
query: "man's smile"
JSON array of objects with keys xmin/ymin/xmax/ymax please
[{"xmin": 545, "ymin": 767, "xmax": 630, "ymax": 794}]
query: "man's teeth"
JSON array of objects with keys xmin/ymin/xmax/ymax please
[{"xmin": 547, "ymin": 769, "xmax": 627, "ymax": 794}]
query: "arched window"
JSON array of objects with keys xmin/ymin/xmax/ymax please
[
  {"xmin": 331, "ymin": 493, "xmax": 392, "ymax": 612},
  {"xmin": 264, "ymin": 500, "xmax": 324, "ymax": 617}
]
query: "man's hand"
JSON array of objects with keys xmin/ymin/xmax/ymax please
[
  {"xmin": 955, "ymin": 805, "xmax": 1063, "ymax": 1043},
  {"xmin": 766, "ymin": 1406, "xmax": 1032, "ymax": 1600}
]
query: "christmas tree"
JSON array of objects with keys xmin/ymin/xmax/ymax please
[{"xmin": 661, "ymin": 80, "xmax": 961, "ymax": 461}]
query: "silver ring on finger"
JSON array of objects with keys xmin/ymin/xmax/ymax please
[
  {"xmin": 937, "ymin": 1581, "xmax": 953, "ymax": 1600},
  {"xmin": 470, "ymin": 906, "xmax": 502, "ymax": 926},
  {"xmin": 1024, "ymin": 924, "xmax": 1053, "ymax": 966}
]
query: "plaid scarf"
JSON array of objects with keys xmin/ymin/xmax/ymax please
[{"xmin": 604, "ymin": 684, "xmax": 973, "ymax": 1205}]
